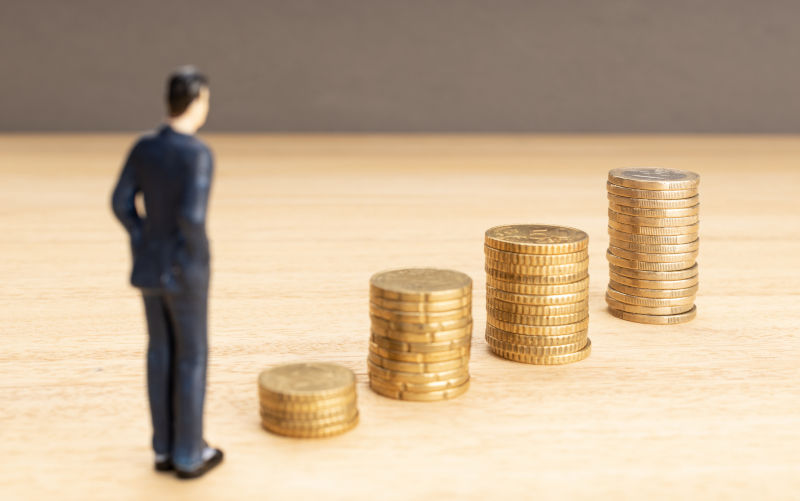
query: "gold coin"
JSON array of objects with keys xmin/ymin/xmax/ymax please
[
  {"xmin": 259, "ymin": 401, "xmax": 357, "ymax": 421},
  {"xmin": 261, "ymin": 406, "xmax": 358, "ymax": 429},
  {"xmin": 486, "ymin": 316, "xmax": 589, "ymax": 335},
  {"xmin": 370, "ymin": 332, "xmax": 471, "ymax": 353},
  {"xmin": 608, "ymin": 270, "xmax": 698, "ymax": 290},
  {"xmin": 372, "ymin": 322, "xmax": 472, "ymax": 343},
  {"xmin": 369, "ymin": 302, "xmax": 471, "ymax": 323},
  {"xmin": 608, "ymin": 167, "xmax": 700, "ymax": 191},
  {"xmin": 261, "ymin": 413, "xmax": 359, "ymax": 438},
  {"xmin": 485, "ymin": 258, "xmax": 589, "ymax": 276},
  {"xmin": 367, "ymin": 351, "xmax": 469, "ymax": 374},
  {"xmin": 486, "ymin": 297, "xmax": 588, "ymax": 315},
  {"xmin": 608, "ymin": 219, "xmax": 699, "ymax": 236},
  {"xmin": 609, "ymin": 263, "xmax": 698, "ymax": 281},
  {"xmin": 608, "ymin": 305, "xmax": 696, "ymax": 324},
  {"xmin": 606, "ymin": 250, "xmax": 695, "ymax": 272},
  {"xmin": 487, "ymin": 307, "xmax": 588, "ymax": 326},
  {"xmin": 485, "ymin": 225, "xmax": 589, "ymax": 254},
  {"xmin": 369, "ymin": 341, "xmax": 469, "ymax": 363},
  {"xmin": 608, "ymin": 237, "xmax": 699, "ymax": 254},
  {"xmin": 486, "ymin": 267, "xmax": 588, "ymax": 286},
  {"xmin": 371, "ymin": 320, "xmax": 472, "ymax": 344},
  {"xmin": 485, "ymin": 335, "xmax": 585, "ymax": 356},
  {"xmin": 608, "ymin": 227, "xmax": 698, "ymax": 245},
  {"xmin": 486, "ymin": 286, "xmax": 588, "ymax": 305},
  {"xmin": 606, "ymin": 287, "xmax": 695, "ymax": 307},
  {"xmin": 607, "ymin": 182, "xmax": 698, "ymax": 199},
  {"xmin": 369, "ymin": 295, "xmax": 471, "ymax": 312},
  {"xmin": 488, "ymin": 339, "xmax": 591, "ymax": 365},
  {"xmin": 369, "ymin": 268, "xmax": 472, "ymax": 302},
  {"xmin": 608, "ymin": 192, "xmax": 700, "ymax": 209},
  {"xmin": 608, "ymin": 202, "xmax": 699, "ymax": 218},
  {"xmin": 607, "ymin": 245, "xmax": 698, "ymax": 263},
  {"xmin": 485, "ymin": 324, "xmax": 588, "ymax": 346},
  {"xmin": 608, "ymin": 209, "xmax": 699, "ymax": 227},
  {"xmin": 484, "ymin": 245, "xmax": 588, "ymax": 265},
  {"xmin": 605, "ymin": 294, "xmax": 694, "ymax": 314},
  {"xmin": 259, "ymin": 390, "xmax": 356, "ymax": 413},
  {"xmin": 258, "ymin": 363, "xmax": 355, "ymax": 402},
  {"xmin": 486, "ymin": 275, "xmax": 590, "ymax": 295},
  {"xmin": 369, "ymin": 377, "xmax": 470, "ymax": 401},
  {"xmin": 368, "ymin": 372, "xmax": 469, "ymax": 393},
  {"xmin": 367, "ymin": 360, "xmax": 469, "ymax": 383},
  {"xmin": 370, "ymin": 313, "xmax": 471, "ymax": 335},
  {"xmin": 608, "ymin": 280, "xmax": 698, "ymax": 298}
]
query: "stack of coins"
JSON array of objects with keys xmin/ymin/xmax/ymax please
[
  {"xmin": 258, "ymin": 362, "xmax": 359, "ymax": 438},
  {"xmin": 606, "ymin": 167, "xmax": 700, "ymax": 324},
  {"xmin": 368, "ymin": 268, "xmax": 472, "ymax": 401},
  {"xmin": 484, "ymin": 225, "xmax": 592, "ymax": 364}
]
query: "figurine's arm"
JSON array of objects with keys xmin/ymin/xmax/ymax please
[
  {"xmin": 111, "ymin": 149, "xmax": 143, "ymax": 249},
  {"xmin": 178, "ymin": 147, "xmax": 214, "ymax": 258}
]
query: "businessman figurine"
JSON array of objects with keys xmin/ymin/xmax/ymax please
[{"xmin": 112, "ymin": 67, "xmax": 223, "ymax": 479}]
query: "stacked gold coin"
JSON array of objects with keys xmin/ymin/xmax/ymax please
[
  {"xmin": 368, "ymin": 268, "xmax": 472, "ymax": 401},
  {"xmin": 258, "ymin": 362, "xmax": 359, "ymax": 438},
  {"xmin": 606, "ymin": 167, "xmax": 700, "ymax": 324},
  {"xmin": 484, "ymin": 225, "xmax": 592, "ymax": 364}
]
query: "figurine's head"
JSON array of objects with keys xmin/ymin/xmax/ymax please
[{"xmin": 166, "ymin": 66, "xmax": 209, "ymax": 133}]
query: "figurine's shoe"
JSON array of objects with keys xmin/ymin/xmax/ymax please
[
  {"xmin": 155, "ymin": 459, "xmax": 174, "ymax": 472},
  {"xmin": 175, "ymin": 448, "xmax": 224, "ymax": 479}
]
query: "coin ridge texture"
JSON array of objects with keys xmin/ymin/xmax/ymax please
[
  {"xmin": 485, "ymin": 258, "xmax": 590, "ymax": 276},
  {"xmin": 606, "ymin": 182, "xmax": 698, "ymax": 199},
  {"xmin": 261, "ymin": 413, "xmax": 359, "ymax": 438},
  {"xmin": 486, "ymin": 275, "xmax": 590, "ymax": 295},
  {"xmin": 608, "ymin": 202, "xmax": 699, "ymax": 218},
  {"xmin": 369, "ymin": 377, "xmax": 470, "ymax": 401},
  {"xmin": 484, "ymin": 245, "xmax": 588, "ymax": 265},
  {"xmin": 484, "ymin": 324, "xmax": 589, "ymax": 346},
  {"xmin": 486, "ymin": 286, "xmax": 589, "ymax": 305},
  {"xmin": 488, "ymin": 339, "xmax": 592, "ymax": 365},
  {"xmin": 608, "ymin": 305, "xmax": 697, "ymax": 324},
  {"xmin": 605, "ymin": 294, "xmax": 694, "ymax": 315},
  {"xmin": 609, "ymin": 263, "xmax": 698, "ymax": 281},
  {"xmin": 607, "ymin": 193, "xmax": 700, "ymax": 209}
]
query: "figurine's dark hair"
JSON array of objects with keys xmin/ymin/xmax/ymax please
[{"xmin": 166, "ymin": 66, "xmax": 209, "ymax": 117}]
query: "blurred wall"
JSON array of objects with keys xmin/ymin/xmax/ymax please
[{"xmin": 1, "ymin": 0, "xmax": 798, "ymax": 132}]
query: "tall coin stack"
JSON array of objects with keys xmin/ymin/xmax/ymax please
[
  {"xmin": 368, "ymin": 268, "xmax": 472, "ymax": 401},
  {"xmin": 606, "ymin": 167, "xmax": 700, "ymax": 324},
  {"xmin": 258, "ymin": 362, "xmax": 359, "ymax": 438},
  {"xmin": 484, "ymin": 225, "xmax": 592, "ymax": 364}
]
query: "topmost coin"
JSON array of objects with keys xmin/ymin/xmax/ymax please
[
  {"xmin": 258, "ymin": 362, "xmax": 356, "ymax": 402},
  {"xmin": 608, "ymin": 167, "xmax": 700, "ymax": 190},
  {"xmin": 370, "ymin": 268, "xmax": 473, "ymax": 302},
  {"xmin": 485, "ymin": 225, "xmax": 589, "ymax": 255}
]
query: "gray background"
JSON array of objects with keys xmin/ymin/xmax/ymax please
[{"xmin": 1, "ymin": 0, "xmax": 798, "ymax": 132}]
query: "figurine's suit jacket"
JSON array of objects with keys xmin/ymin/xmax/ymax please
[{"xmin": 112, "ymin": 125, "xmax": 213, "ymax": 293}]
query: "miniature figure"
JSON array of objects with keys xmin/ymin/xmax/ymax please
[{"xmin": 111, "ymin": 66, "xmax": 223, "ymax": 479}]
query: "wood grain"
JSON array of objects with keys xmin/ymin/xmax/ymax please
[{"xmin": 1, "ymin": 134, "xmax": 799, "ymax": 500}]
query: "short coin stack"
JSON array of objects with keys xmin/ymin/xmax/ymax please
[
  {"xmin": 368, "ymin": 268, "xmax": 472, "ymax": 401},
  {"xmin": 606, "ymin": 167, "xmax": 700, "ymax": 324},
  {"xmin": 258, "ymin": 362, "xmax": 359, "ymax": 438},
  {"xmin": 484, "ymin": 225, "xmax": 592, "ymax": 364}
]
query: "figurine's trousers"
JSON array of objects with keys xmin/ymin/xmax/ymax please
[{"xmin": 142, "ymin": 289, "xmax": 208, "ymax": 471}]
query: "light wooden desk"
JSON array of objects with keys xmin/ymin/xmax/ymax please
[{"xmin": 1, "ymin": 135, "xmax": 798, "ymax": 500}]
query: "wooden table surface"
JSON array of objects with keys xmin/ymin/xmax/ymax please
[{"xmin": 1, "ymin": 135, "xmax": 799, "ymax": 500}]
